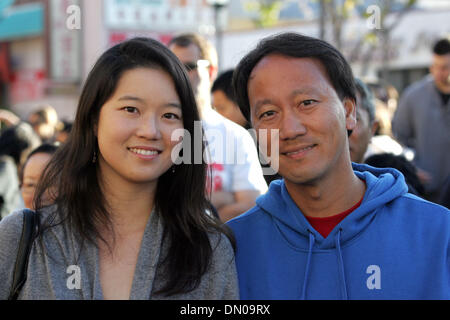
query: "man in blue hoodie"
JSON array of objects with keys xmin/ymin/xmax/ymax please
[{"xmin": 228, "ymin": 32, "xmax": 450, "ymax": 300}]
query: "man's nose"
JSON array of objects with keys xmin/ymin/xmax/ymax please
[{"xmin": 279, "ymin": 110, "xmax": 307, "ymax": 140}]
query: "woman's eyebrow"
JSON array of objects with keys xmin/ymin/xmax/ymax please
[
  {"xmin": 118, "ymin": 95, "xmax": 182, "ymax": 109},
  {"xmin": 164, "ymin": 102, "xmax": 182, "ymax": 109},
  {"xmin": 117, "ymin": 95, "xmax": 146, "ymax": 103}
]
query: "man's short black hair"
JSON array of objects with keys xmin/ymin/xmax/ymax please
[
  {"xmin": 432, "ymin": 37, "xmax": 450, "ymax": 55},
  {"xmin": 211, "ymin": 69, "xmax": 236, "ymax": 103},
  {"xmin": 232, "ymin": 32, "xmax": 357, "ymax": 122}
]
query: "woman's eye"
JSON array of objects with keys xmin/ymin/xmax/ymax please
[
  {"xmin": 163, "ymin": 113, "xmax": 181, "ymax": 120},
  {"xmin": 123, "ymin": 106, "xmax": 138, "ymax": 113}
]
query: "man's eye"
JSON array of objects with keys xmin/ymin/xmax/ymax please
[
  {"xmin": 260, "ymin": 111, "xmax": 275, "ymax": 119},
  {"xmin": 301, "ymin": 99, "xmax": 318, "ymax": 107}
]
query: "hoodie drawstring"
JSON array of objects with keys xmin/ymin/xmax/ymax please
[
  {"xmin": 301, "ymin": 230, "xmax": 315, "ymax": 300},
  {"xmin": 301, "ymin": 229, "xmax": 348, "ymax": 300},
  {"xmin": 335, "ymin": 228, "xmax": 348, "ymax": 300}
]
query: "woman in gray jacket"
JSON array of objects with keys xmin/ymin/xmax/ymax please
[{"xmin": 0, "ymin": 37, "xmax": 238, "ymax": 300}]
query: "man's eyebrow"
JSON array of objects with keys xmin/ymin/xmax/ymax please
[
  {"xmin": 290, "ymin": 86, "xmax": 323, "ymax": 98},
  {"xmin": 253, "ymin": 86, "xmax": 323, "ymax": 109},
  {"xmin": 253, "ymin": 99, "xmax": 274, "ymax": 111}
]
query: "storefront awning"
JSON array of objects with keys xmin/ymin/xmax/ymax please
[{"xmin": 0, "ymin": 3, "xmax": 44, "ymax": 41}]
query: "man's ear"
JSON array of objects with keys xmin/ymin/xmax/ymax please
[{"xmin": 344, "ymin": 98, "xmax": 357, "ymax": 131}]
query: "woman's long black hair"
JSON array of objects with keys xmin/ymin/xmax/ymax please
[{"xmin": 33, "ymin": 37, "xmax": 234, "ymax": 296}]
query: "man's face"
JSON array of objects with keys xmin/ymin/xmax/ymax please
[
  {"xmin": 247, "ymin": 54, "xmax": 356, "ymax": 185},
  {"xmin": 169, "ymin": 43, "xmax": 211, "ymax": 107},
  {"xmin": 349, "ymin": 97, "xmax": 377, "ymax": 163},
  {"xmin": 430, "ymin": 53, "xmax": 450, "ymax": 91}
]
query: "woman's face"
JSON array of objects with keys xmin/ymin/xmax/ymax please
[
  {"xmin": 21, "ymin": 152, "xmax": 53, "ymax": 209},
  {"xmin": 96, "ymin": 67, "xmax": 184, "ymax": 190}
]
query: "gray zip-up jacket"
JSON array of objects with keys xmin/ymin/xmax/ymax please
[
  {"xmin": 392, "ymin": 75, "xmax": 450, "ymax": 194},
  {"xmin": 0, "ymin": 206, "xmax": 239, "ymax": 300}
]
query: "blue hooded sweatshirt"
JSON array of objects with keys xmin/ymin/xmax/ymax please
[{"xmin": 227, "ymin": 163, "xmax": 450, "ymax": 300}]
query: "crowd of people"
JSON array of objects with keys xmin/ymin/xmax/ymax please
[
  {"xmin": 0, "ymin": 31, "xmax": 448, "ymax": 300},
  {"xmin": 0, "ymin": 106, "xmax": 71, "ymax": 219}
]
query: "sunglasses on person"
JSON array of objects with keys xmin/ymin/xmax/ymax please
[{"xmin": 183, "ymin": 59, "xmax": 210, "ymax": 72}]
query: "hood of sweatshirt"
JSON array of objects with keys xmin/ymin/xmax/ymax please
[
  {"xmin": 255, "ymin": 163, "xmax": 409, "ymax": 250},
  {"xmin": 253, "ymin": 163, "xmax": 409, "ymax": 299},
  {"xmin": 228, "ymin": 163, "xmax": 450, "ymax": 300}
]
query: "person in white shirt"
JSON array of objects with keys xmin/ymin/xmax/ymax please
[{"xmin": 169, "ymin": 33, "xmax": 267, "ymax": 222}]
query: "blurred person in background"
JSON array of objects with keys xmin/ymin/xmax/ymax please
[
  {"xmin": 211, "ymin": 69, "xmax": 250, "ymax": 129},
  {"xmin": 169, "ymin": 33, "xmax": 267, "ymax": 222},
  {"xmin": 374, "ymin": 100, "xmax": 392, "ymax": 137},
  {"xmin": 0, "ymin": 109, "xmax": 20, "ymax": 132},
  {"xmin": 361, "ymin": 81, "xmax": 407, "ymax": 159},
  {"xmin": 350, "ymin": 78, "xmax": 406, "ymax": 161},
  {"xmin": 28, "ymin": 105, "xmax": 60, "ymax": 143},
  {"xmin": 349, "ymin": 78, "xmax": 379, "ymax": 164},
  {"xmin": 0, "ymin": 122, "xmax": 41, "ymax": 219},
  {"xmin": 370, "ymin": 83, "xmax": 399, "ymax": 135},
  {"xmin": 211, "ymin": 69, "xmax": 281, "ymax": 185},
  {"xmin": 55, "ymin": 120, "xmax": 73, "ymax": 144},
  {"xmin": 365, "ymin": 153, "xmax": 425, "ymax": 197},
  {"xmin": 365, "ymin": 98, "xmax": 406, "ymax": 159},
  {"xmin": 350, "ymin": 79, "xmax": 425, "ymax": 197},
  {"xmin": 392, "ymin": 37, "xmax": 450, "ymax": 204},
  {"xmin": 20, "ymin": 143, "xmax": 58, "ymax": 210}
]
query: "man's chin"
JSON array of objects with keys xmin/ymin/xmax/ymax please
[{"xmin": 281, "ymin": 168, "xmax": 322, "ymax": 186}]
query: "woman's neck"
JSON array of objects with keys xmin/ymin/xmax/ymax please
[{"xmin": 99, "ymin": 175, "xmax": 156, "ymax": 237}]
